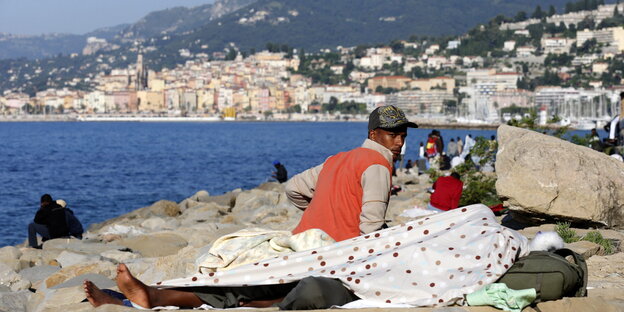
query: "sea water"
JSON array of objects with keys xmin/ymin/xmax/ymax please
[{"xmin": 0, "ymin": 121, "xmax": 593, "ymax": 247}]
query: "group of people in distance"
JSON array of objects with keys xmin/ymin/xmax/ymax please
[
  {"xmin": 75, "ymin": 105, "xmax": 498, "ymax": 310},
  {"xmin": 28, "ymin": 193, "xmax": 83, "ymax": 249}
]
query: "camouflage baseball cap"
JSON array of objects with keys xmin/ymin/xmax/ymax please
[{"xmin": 368, "ymin": 105, "xmax": 418, "ymax": 131}]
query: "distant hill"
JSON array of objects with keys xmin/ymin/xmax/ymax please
[
  {"xmin": 161, "ymin": 0, "xmax": 575, "ymax": 54},
  {"xmin": 0, "ymin": 25, "xmax": 126, "ymax": 60},
  {"xmin": 0, "ymin": 0, "xmax": 256, "ymax": 60},
  {"xmin": 122, "ymin": 0, "xmax": 257, "ymax": 39}
]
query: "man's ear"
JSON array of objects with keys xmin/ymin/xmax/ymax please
[{"xmin": 368, "ymin": 129, "xmax": 375, "ymax": 140}]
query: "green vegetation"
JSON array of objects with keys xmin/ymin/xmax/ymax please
[
  {"xmin": 555, "ymin": 222, "xmax": 615, "ymax": 254},
  {"xmin": 321, "ymin": 97, "xmax": 367, "ymax": 114},
  {"xmin": 455, "ymin": 137, "xmax": 500, "ymax": 207},
  {"xmin": 565, "ymin": 0, "xmax": 605, "ymax": 13}
]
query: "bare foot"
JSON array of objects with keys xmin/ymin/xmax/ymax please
[
  {"xmin": 83, "ymin": 280, "xmax": 123, "ymax": 307},
  {"xmin": 116, "ymin": 263, "xmax": 153, "ymax": 309}
]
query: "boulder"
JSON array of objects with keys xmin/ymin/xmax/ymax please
[
  {"xmin": 179, "ymin": 190, "xmax": 211, "ymax": 212},
  {"xmin": 0, "ymin": 263, "xmax": 30, "ymax": 291},
  {"xmin": 42, "ymin": 238, "xmax": 125, "ymax": 255},
  {"xmin": 566, "ymin": 240, "xmax": 605, "ymax": 258},
  {"xmin": 100, "ymin": 249, "xmax": 139, "ymax": 263},
  {"xmin": 177, "ymin": 223, "xmax": 246, "ymax": 248},
  {"xmin": 18, "ymin": 265, "xmax": 60, "ymax": 285},
  {"xmin": 0, "ymin": 246, "xmax": 21, "ymax": 264},
  {"xmin": 147, "ymin": 200, "xmax": 181, "ymax": 217},
  {"xmin": 255, "ymin": 182, "xmax": 284, "ymax": 192},
  {"xmin": 204, "ymin": 189, "xmax": 242, "ymax": 209},
  {"xmin": 118, "ymin": 232, "xmax": 188, "ymax": 257},
  {"xmin": 56, "ymin": 251, "xmax": 101, "ymax": 268},
  {"xmin": 230, "ymin": 189, "xmax": 281, "ymax": 214},
  {"xmin": 180, "ymin": 203, "xmax": 223, "ymax": 226},
  {"xmin": 140, "ymin": 216, "xmax": 180, "ymax": 231},
  {"xmin": 44, "ymin": 261, "xmax": 116, "ymax": 289},
  {"xmin": 134, "ymin": 246, "xmax": 199, "ymax": 285},
  {"xmin": 29, "ymin": 285, "xmax": 88, "ymax": 312},
  {"xmin": 48, "ymin": 273, "xmax": 114, "ymax": 290},
  {"xmin": 87, "ymin": 200, "xmax": 180, "ymax": 232},
  {"xmin": 495, "ymin": 125, "xmax": 624, "ymax": 228},
  {"xmin": 0, "ymin": 290, "xmax": 31, "ymax": 312},
  {"xmin": 18, "ymin": 248, "xmax": 46, "ymax": 267}
]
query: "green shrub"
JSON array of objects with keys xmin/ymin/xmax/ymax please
[
  {"xmin": 459, "ymin": 173, "xmax": 499, "ymax": 207},
  {"xmin": 582, "ymin": 231, "xmax": 615, "ymax": 254},
  {"xmin": 426, "ymin": 168, "xmax": 441, "ymax": 184},
  {"xmin": 555, "ymin": 222, "xmax": 580, "ymax": 243},
  {"xmin": 555, "ymin": 223, "xmax": 615, "ymax": 254}
]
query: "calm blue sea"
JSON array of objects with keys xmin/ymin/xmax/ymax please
[{"xmin": 0, "ymin": 122, "xmax": 594, "ymax": 247}]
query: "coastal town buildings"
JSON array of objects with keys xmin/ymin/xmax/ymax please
[{"xmin": 4, "ymin": 2, "xmax": 624, "ymax": 127}]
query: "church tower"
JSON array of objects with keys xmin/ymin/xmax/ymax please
[{"xmin": 135, "ymin": 51, "xmax": 148, "ymax": 91}]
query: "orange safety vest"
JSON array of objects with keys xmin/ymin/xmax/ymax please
[{"xmin": 292, "ymin": 147, "xmax": 392, "ymax": 241}]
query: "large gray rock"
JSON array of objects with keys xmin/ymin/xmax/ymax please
[
  {"xmin": 0, "ymin": 263, "xmax": 30, "ymax": 291},
  {"xmin": 118, "ymin": 232, "xmax": 188, "ymax": 257},
  {"xmin": 44, "ymin": 261, "xmax": 116, "ymax": 289},
  {"xmin": 42, "ymin": 239, "xmax": 125, "ymax": 255},
  {"xmin": 18, "ymin": 265, "xmax": 60, "ymax": 285},
  {"xmin": 56, "ymin": 251, "xmax": 101, "ymax": 268},
  {"xmin": 0, "ymin": 290, "xmax": 31, "ymax": 312},
  {"xmin": 48, "ymin": 273, "xmax": 115, "ymax": 290},
  {"xmin": 496, "ymin": 125, "xmax": 624, "ymax": 228},
  {"xmin": 231, "ymin": 189, "xmax": 281, "ymax": 214},
  {"xmin": 88, "ymin": 200, "xmax": 180, "ymax": 232},
  {"xmin": 0, "ymin": 246, "xmax": 21, "ymax": 263}
]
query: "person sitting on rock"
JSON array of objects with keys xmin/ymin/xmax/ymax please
[
  {"xmin": 285, "ymin": 105, "xmax": 418, "ymax": 242},
  {"xmin": 28, "ymin": 194, "xmax": 70, "ymax": 248},
  {"xmin": 428, "ymin": 172, "xmax": 463, "ymax": 212},
  {"xmin": 272, "ymin": 160, "xmax": 288, "ymax": 183},
  {"xmin": 57, "ymin": 199, "xmax": 84, "ymax": 240}
]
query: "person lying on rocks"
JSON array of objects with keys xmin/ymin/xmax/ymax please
[
  {"xmin": 84, "ymin": 205, "xmax": 528, "ymax": 310},
  {"xmin": 285, "ymin": 105, "xmax": 418, "ymax": 242},
  {"xmin": 84, "ymin": 263, "xmax": 358, "ymax": 309}
]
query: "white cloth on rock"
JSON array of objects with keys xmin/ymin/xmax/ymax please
[
  {"xmin": 160, "ymin": 204, "xmax": 529, "ymax": 308},
  {"xmin": 196, "ymin": 228, "xmax": 335, "ymax": 273}
]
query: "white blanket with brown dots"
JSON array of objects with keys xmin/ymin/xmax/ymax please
[{"xmin": 158, "ymin": 204, "xmax": 529, "ymax": 307}]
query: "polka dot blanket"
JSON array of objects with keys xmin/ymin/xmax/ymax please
[{"xmin": 157, "ymin": 204, "xmax": 529, "ymax": 307}]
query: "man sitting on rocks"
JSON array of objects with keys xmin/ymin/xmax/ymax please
[
  {"xmin": 28, "ymin": 194, "xmax": 70, "ymax": 248},
  {"xmin": 286, "ymin": 105, "xmax": 418, "ymax": 241}
]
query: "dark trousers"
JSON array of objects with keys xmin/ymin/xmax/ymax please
[
  {"xmin": 191, "ymin": 277, "xmax": 358, "ymax": 310},
  {"xmin": 28, "ymin": 222, "xmax": 50, "ymax": 248},
  {"xmin": 277, "ymin": 276, "xmax": 359, "ymax": 310}
]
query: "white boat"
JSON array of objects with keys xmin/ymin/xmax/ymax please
[{"xmin": 572, "ymin": 120, "xmax": 596, "ymax": 130}]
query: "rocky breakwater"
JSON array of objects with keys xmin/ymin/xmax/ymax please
[{"xmin": 0, "ymin": 160, "xmax": 622, "ymax": 311}]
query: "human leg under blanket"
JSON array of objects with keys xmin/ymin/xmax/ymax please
[
  {"xmin": 84, "ymin": 263, "xmax": 357, "ymax": 309},
  {"xmin": 84, "ymin": 263, "xmax": 297, "ymax": 309}
]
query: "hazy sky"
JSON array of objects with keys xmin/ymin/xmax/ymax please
[{"xmin": 0, "ymin": 0, "xmax": 215, "ymax": 35}]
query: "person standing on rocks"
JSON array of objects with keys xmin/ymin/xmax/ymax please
[
  {"xmin": 447, "ymin": 138, "xmax": 458, "ymax": 157},
  {"xmin": 285, "ymin": 105, "xmax": 418, "ymax": 242},
  {"xmin": 28, "ymin": 194, "xmax": 70, "ymax": 248},
  {"xmin": 272, "ymin": 160, "xmax": 288, "ymax": 183}
]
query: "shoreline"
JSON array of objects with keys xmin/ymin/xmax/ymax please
[{"xmin": 0, "ymin": 114, "xmax": 574, "ymax": 130}]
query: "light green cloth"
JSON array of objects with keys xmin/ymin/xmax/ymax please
[{"xmin": 466, "ymin": 283, "xmax": 536, "ymax": 312}]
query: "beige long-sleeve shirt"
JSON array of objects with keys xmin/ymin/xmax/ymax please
[{"xmin": 285, "ymin": 139, "xmax": 393, "ymax": 235}]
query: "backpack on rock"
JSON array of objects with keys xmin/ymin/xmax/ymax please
[{"xmin": 496, "ymin": 248, "xmax": 587, "ymax": 302}]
